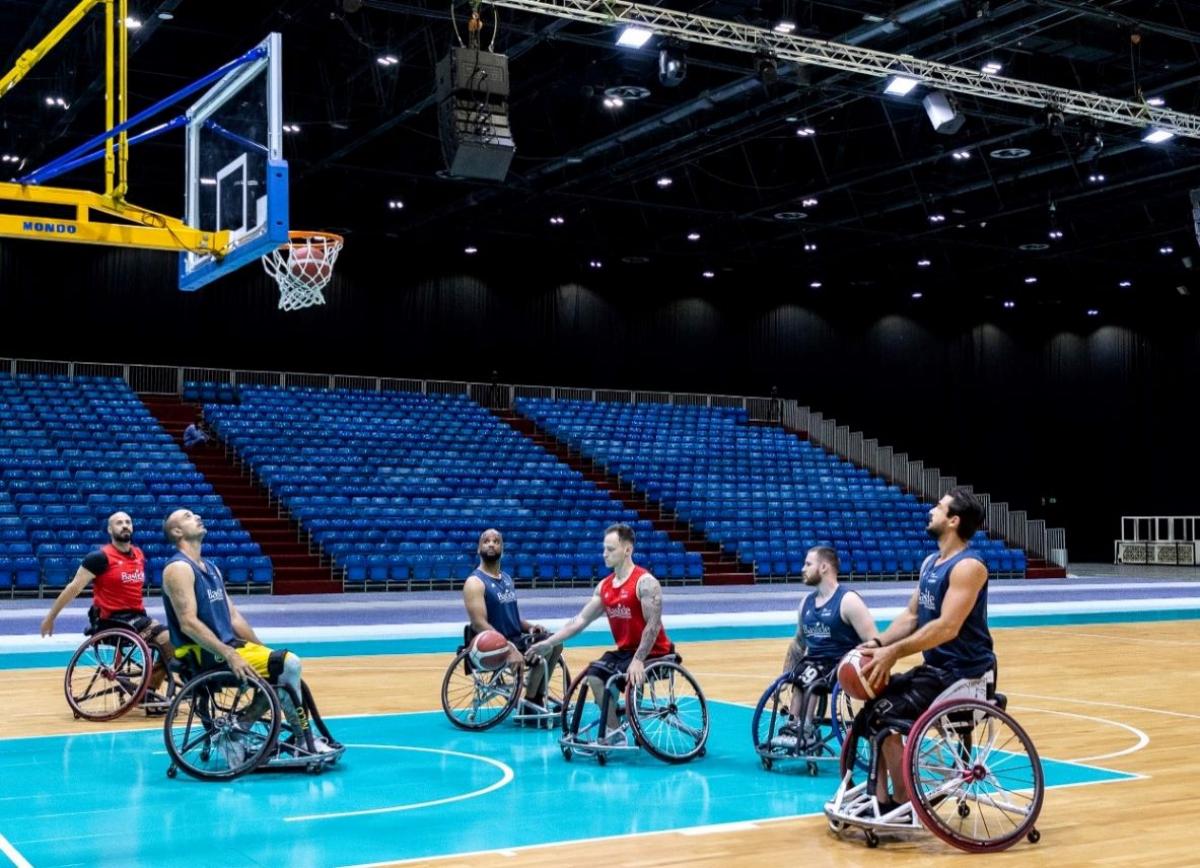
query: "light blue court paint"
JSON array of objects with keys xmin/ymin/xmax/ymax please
[
  {"xmin": 4, "ymin": 606, "xmax": 1200, "ymax": 671},
  {"xmin": 0, "ymin": 701, "xmax": 1134, "ymax": 868}
]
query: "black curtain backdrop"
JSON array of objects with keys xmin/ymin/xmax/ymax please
[{"xmin": 2, "ymin": 237, "xmax": 1196, "ymax": 562}]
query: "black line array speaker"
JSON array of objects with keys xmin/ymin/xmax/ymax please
[
  {"xmin": 435, "ymin": 47, "xmax": 516, "ymax": 182},
  {"xmin": 1191, "ymin": 188, "xmax": 1200, "ymax": 248}
]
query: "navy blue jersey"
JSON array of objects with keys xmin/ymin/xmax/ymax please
[
  {"xmin": 800, "ymin": 585, "xmax": 863, "ymax": 662},
  {"xmin": 162, "ymin": 551, "xmax": 235, "ymax": 653},
  {"xmin": 473, "ymin": 568, "xmax": 523, "ymax": 641},
  {"xmin": 917, "ymin": 548, "xmax": 995, "ymax": 678}
]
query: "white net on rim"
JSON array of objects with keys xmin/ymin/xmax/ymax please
[{"xmin": 261, "ymin": 232, "xmax": 343, "ymax": 312}]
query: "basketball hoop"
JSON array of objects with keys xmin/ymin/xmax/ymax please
[{"xmin": 261, "ymin": 231, "xmax": 344, "ymax": 312}]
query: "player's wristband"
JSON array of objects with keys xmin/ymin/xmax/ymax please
[{"xmin": 866, "ymin": 637, "xmax": 882, "ymax": 648}]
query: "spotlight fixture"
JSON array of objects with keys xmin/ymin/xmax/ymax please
[
  {"xmin": 464, "ymin": 246, "xmax": 478, "ymax": 255},
  {"xmin": 803, "ymin": 242, "xmax": 818, "ymax": 252},
  {"xmin": 917, "ymin": 258, "xmax": 931, "ymax": 267},
  {"xmin": 45, "ymin": 96, "xmax": 68, "ymax": 108},
  {"xmin": 656, "ymin": 176, "xmax": 673, "ymax": 189},
  {"xmin": 1160, "ymin": 245, "xmax": 1174, "ymax": 255},
  {"xmin": 1088, "ymin": 173, "xmax": 1106, "ymax": 183},
  {"xmin": 702, "ymin": 270, "xmax": 715, "ymax": 279},
  {"xmin": 928, "ymin": 214, "xmax": 946, "ymax": 224},
  {"xmin": 0, "ymin": 154, "xmax": 19, "ymax": 163},
  {"xmin": 1146, "ymin": 96, "xmax": 1166, "ymax": 107},
  {"xmin": 1024, "ymin": 276, "xmax": 1038, "ymax": 284},
  {"xmin": 589, "ymin": 260, "xmax": 603, "ymax": 269},
  {"xmin": 283, "ymin": 124, "xmax": 301, "ymax": 133},
  {"xmin": 774, "ymin": 20, "xmax": 797, "ymax": 34},
  {"xmin": 658, "ymin": 40, "xmax": 687, "ymax": 88},
  {"xmin": 549, "ymin": 216, "xmax": 565, "ymax": 225},
  {"xmin": 687, "ymin": 232, "xmax": 701, "ymax": 241},
  {"xmin": 774, "ymin": 4, "xmax": 798, "ymax": 35},
  {"xmin": 981, "ymin": 61, "xmax": 1003, "ymax": 75},
  {"xmin": 1003, "ymin": 300, "xmax": 1016, "ymax": 309},
  {"xmin": 1048, "ymin": 229, "xmax": 1064, "ymax": 240},
  {"xmin": 1143, "ymin": 129, "xmax": 1174, "ymax": 144},
  {"xmin": 387, "ymin": 199, "xmax": 404, "ymax": 209},
  {"xmin": 809, "ymin": 281, "xmax": 823, "ymax": 288},
  {"xmin": 1119, "ymin": 280, "xmax": 1132, "ymax": 287},
  {"xmin": 884, "ymin": 76, "xmax": 920, "ymax": 96},
  {"xmin": 951, "ymin": 150, "xmax": 971, "ymax": 160},
  {"xmin": 616, "ymin": 26, "xmax": 654, "ymax": 48},
  {"xmin": 911, "ymin": 291, "xmax": 923, "ymax": 299},
  {"xmin": 124, "ymin": 16, "xmax": 142, "ymax": 29},
  {"xmin": 1086, "ymin": 309, "xmax": 1100, "ymax": 317},
  {"xmin": 602, "ymin": 96, "xmax": 625, "ymax": 109},
  {"xmin": 795, "ymin": 126, "xmax": 816, "ymax": 137},
  {"xmin": 377, "ymin": 55, "xmax": 399, "ymax": 66},
  {"xmin": 801, "ymin": 197, "xmax": 819, "ymax": 208}
]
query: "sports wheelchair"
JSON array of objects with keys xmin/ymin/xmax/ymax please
[
  {"xmin": 751, "ymin": 664, "xmax": 864, "ymax": 775},
  {"xmin": 162, "ymin": 655, "xmax": 344, "ymax": 781},
  {"xmin": 64, "ymin": 622, "xmax": 178, "ymax": 721},
  {"xmin": 559, "ymin": 653, "xmax": 709, "ymax": 765},
  {"xmin": 441, "ymin": 627, "xmax": 572, "ymax": 731},
  {"xmin": 824, "ymin": 671, "xmax": 1044, "ymax": 852}
]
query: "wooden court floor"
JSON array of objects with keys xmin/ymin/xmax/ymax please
[{"xmin": 6, "ymin": 620, "xmax": 1198, "ymax": 866}]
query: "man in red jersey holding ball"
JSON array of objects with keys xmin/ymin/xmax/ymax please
[{"xmin": 527, "ymin": 523, "xmax": 673, "ymax": 744}]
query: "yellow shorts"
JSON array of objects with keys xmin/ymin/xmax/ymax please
[{"xmin": 175, "ymin": 641, "xmax": 291, "ymax": 680}]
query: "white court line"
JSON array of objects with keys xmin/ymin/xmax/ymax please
[
  {"xmin": 1007, "ymin": 692, "xmax": 1200, "ymax": 721},
  {"xmin": 1011, "ymin": 705, "xmax": 1150, "ymax": 762},
  {"xmin": 1021, "ymin": 627, "xmax": 1200, "ymax": 647},
  {"xmin": 284, "ymin": 744, "xmax": 513, "ymax": 822},
  {"xmin": 0, "ymin": 831, "xmax": 32, "ymax": 868}
]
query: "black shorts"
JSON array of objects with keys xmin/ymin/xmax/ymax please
[
  {"xmin": 860, "ymin": 664, "xmax": 958, "ymax": 732},
  {"xmin": 584, "ymin": 646, "xmax": 678, "ymax": 681},
  {"xmin": 789, "ymin": 656, "xmax": 839, "ymax": 689},
  {"xmin": 90, "ymin": 606, "xmax": 168, "ymax": 644}
]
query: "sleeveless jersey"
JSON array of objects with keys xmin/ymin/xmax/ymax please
[
  {"xmin": 917, "ymin": 548, "xmax": 995, "ymax": 678},
  {"xmin": 90, "ymin": 544, "xmax": 147, "ymax": 619},
  {"xmin": 598, "ymin": 566, "xmax": 671, "ymax": 656},
  {"xmin": 800, "ymin": 585, "xmax": 863, "ymax": 661},
  {"xmin": 162, "ymin": 551, "xmax": 236, "ymax": 653},
  {"xmin": 473, "ymin": 568, "xmax": 523, "ymax": 641}
]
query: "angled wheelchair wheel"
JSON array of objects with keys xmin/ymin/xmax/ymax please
[
  {"xmin": 560, "ymin": 669, "xmax": 606, "ymax": 745},
  {"xmin": 64, "ymin": 629, "xmax": 152, "ymax": 721},
  {"xmin": 626, "ymin": 660, "xmax": 709, "ymax": 764},
  {"xmin": 904, "ymin": 698, "xmax": 1044, "ymax": 852},
  {"xmin": 831, "ymin": 683, "xmax": 871, "ymax": 773},
  {"xmin": 164, "ymin": 670, "xmax": 281, "ymax": 781},
  {"xmin": 441, "ymin": 648, "xmax": 522, "ymax": 731},
  {"xmin": 540, "ymin": 656, "xmax": 572, "ymax": 720}
]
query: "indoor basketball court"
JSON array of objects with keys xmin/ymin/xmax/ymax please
[{"xmin": 1, "ymin": 1, "xmax": 1199, "ymax": 866}]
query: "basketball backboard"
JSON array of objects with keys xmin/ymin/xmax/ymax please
[{"xmin": 179, "ymin": 33, "xmax": 289, "ymax": 291}]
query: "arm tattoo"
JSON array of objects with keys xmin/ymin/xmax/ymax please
[
  {"xmin": 783, "ymin": 634, "xmax": 805, "ymax": 672},
  {"xmin": 634, "ymin": 584, "xmax": 663, "ymax": 661}
]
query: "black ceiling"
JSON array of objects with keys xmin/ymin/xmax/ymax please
[{"xmin": 3, "ymin": 0, "xmax": 1200, "ymax": 314}]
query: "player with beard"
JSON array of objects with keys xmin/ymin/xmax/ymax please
[
  {"xmin": 40, "ymin": 511, "xmax": 174, "ymax": 693},
  {"xmin": 461, "ymin": 528, "xmax": 560, "ymax": 711},
  {"xmin": 856, "ymin": 487, "xmax": 993, "ymax": 812},
  {"xmin": 774, "ymin": 546, "xmax": 878, "ymax": 745}
]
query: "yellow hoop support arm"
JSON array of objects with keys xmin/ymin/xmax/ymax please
[
  {"xmin": 0, "ymin": 182, "xmax": 230, "ymax": 254},
  {"xmin": 0, "ymin": 0, "xmax": 106, "ymax": 99}
]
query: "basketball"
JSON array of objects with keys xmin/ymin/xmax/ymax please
[
  {"xmin": 469, "ymin": 630, "xmax": 510, "ymax": 671},
  {"xmin": 837, "ymin": 648, "xmax": 887, "ymax": 701},
  {"xmin": 289, "ymin": 245, "xmax": 327, "ymax": 279}
]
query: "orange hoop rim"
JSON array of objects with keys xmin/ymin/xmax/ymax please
[{"xmin": 277, "ymin": 230, "xmax": 344, "ymax": 251}]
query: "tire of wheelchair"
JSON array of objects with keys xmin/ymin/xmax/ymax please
[
  {"xmin": 625, "ymin": 660, "xmax": 709, "ymax": 764},
  {"xmin": 164, "ymin": 669, "xmax": 282, "ymax": 781},
  {"xmin": 440, "ymin": 647, "xmax": 523, "ymax": 731},
  {"xmin": 64, "ymin": 628, "xmax": 153, "ymax": 722},
  {"xmin": 903, "ymin": 698, "xmax": 1044, "ymax": 852}
]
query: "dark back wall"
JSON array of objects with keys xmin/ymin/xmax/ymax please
[{"xmin": 2, "ymin": 238, "xmax": 1195, "ymax": 561}]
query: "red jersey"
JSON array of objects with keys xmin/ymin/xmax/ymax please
[
  {"xmin": 89, "ymin": 544, "xmax": 147, "ymax": 618},
  {"xmin": 598, "ymin": 565, "xmax": 671, "ymax": 656}
]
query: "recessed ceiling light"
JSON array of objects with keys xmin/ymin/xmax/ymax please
[
  {"xmin": 464, "ymin": 246, "xmax": 478, "ymax": 255},
  {"xmin": 803, "ymin": 242, "xmax": 817, "ymax": 252},
  {"xmin": 801, "ymin": 197, "xmax": 819, "ymax": 207},
  {"xmin": 1160, "ymin": 245, "xmax": 1174, "ymax": 255},
  {"xmin": 616, "ymin": 26, "xmax": 654, "ymax": 48},
  {"xmin": 1048, "ymin": 229, "xmax": 1064, "ymax": 240},
  {"xmin": 1003, "ymin": 300, "xmax": 1016, "ymax": 309},
  {"xmin": 199, "ymin": 177, "xmax": 216, "ymax": 186},
  {"xmin": 589, "ymin": 260, "xmax": 603, "ymax": 269},
  {"xmin": 1088, "ymin": 173, "xmax": 1106, "ymax": 183},
  {"xmin": 911, "ymin": 291, "xmax": 923, "ymax": 299},
  {"xmin": 991, "ymin": 147, "xmax": 1032, "ymax": 160},
  {"xmin": 917, "ymin": 258, "xmax": 931, "ymax": 267},
  {"xmin": 1119, "ymin": 280, "xmax": 1132, "ymax": 288},
  {"xmin": 928, "ymin": 214, "xmax": 946, "ymax": 224},
  {"xmin": 795, "ymin": 127, "xmax": 816, "ymax": 137},
  {"xmin": 702, "ymin": 270, "xmax": 715, "ymax": 279},
  {"xmin": 687, "ymin": 232, "xmax": 701, "ymax": 241},
  {"xmin": 951, "ymin": 150, "xmax": 971, "ymax": 160},
  {"xmin": 656, "ymin": 176, "xmax": 673, "ymax": 188},
  {"xmin": 377, "ymin": 55, "xmax": 399, "ymax": 66},
  {"xmin": 810, "ymin": 281, "xmax": 822, "ymax": 288},
  {"xmin": 1086, "ymin": 309, "xmax": 1100, "ymax": 316},
  {"xmin": 549, "ymin": 216, "xmax": 565, "ymax": 225},
  {"xmin": 387, "ymin": 199, "xmax": 404, "ymax": 209},
  {"xmin": 884, "ymin": 76, "xmax": 920, "ymax": 96}
]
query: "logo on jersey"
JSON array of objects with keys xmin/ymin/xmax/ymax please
[
  {"xmin": 495, "ymin": 589, "xmax": 518, "ymax": 604},
  {"xmin": 804, "ymin": 622, "xmax": 832, "ymax": 640},
  {"xmin": 206, "ymin": 588, "xmax": 225, "ymax": 603},
  {"xmin": 919, "ymin": 589, "xmax": 938, "ymax": 611},
  {"xmin": 120, "ymin": 569, "xmax": 144, "ymax": 585},
  {"xmin": 606, "ymin": 604, "xmax": 632, "ymax": 620}
]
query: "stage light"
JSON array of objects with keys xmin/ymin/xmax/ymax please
[
  {"xmin": 616, "ymin": 26, "xmax": 653, "ymax": 48},
  {"xmin": 884, "ymin": 76, "xmax": 919, "ymax": 96},
  {"xmin": 1143, "ymin": 129, "xmax": 1174, "ymax": 144},
  {"xmin": 658, "ymin": 41, "xmax": 687, "ymax": 87}
]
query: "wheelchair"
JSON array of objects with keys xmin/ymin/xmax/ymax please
[
  {"xmin": 441, "ymin": 627, "xmax": 572, "ymax": 731},
  {"xmin": 751, "ymin": 664, "xmax": 864, "ymax": 775},
  {"xmin": 64, "ymin": 622, "xmax": 179, "ymax": 721},
  {"xmin": 824, "ymin": 671, "xmax": 1044, "ymax": 852},
  {"xmin": 163, "ymin": 655, "xmax": 345, "ymax": 781},
  {"xmin": 559, "ymin": 653, "xmax": 709, "ymax": 765}
]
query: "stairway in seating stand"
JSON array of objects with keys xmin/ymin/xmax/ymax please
[{"xmin": 140, "ymin": 395, "xmax": 342, "ymax": 595}]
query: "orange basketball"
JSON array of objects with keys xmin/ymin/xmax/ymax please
[
  {"xmin": 838, "ymin": 648, "xmax": 888, "ymax": 701},
  {"xmin": 289, "ymin": 245, "xmax": 327, "ymax": 279},
  {"xmin": 469, "ymin": 629, "xmax": 510, "ymax": 671}
]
